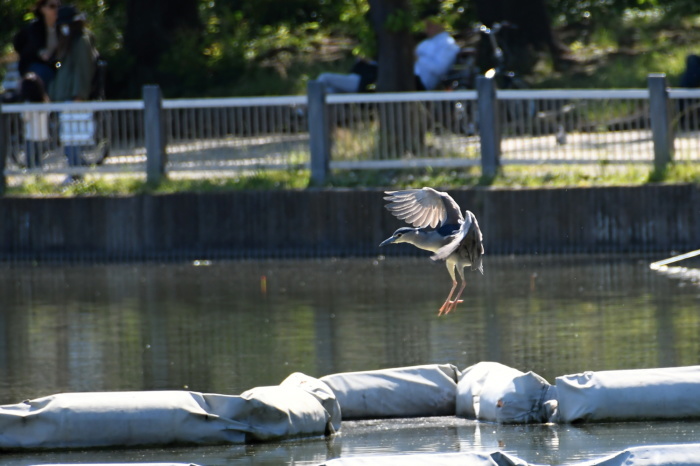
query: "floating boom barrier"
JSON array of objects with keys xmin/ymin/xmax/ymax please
[{"xmin": 2, "ymin": 363, "xmax": 700, "ymax": 465}]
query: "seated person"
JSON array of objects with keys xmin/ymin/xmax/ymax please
[
  {"xmin": 317, "ymin": 59, "xmax": 376, "ymax": 93},
  {"xmin": 14, "ymin": 0, "xmax": 61, "ymax": 89},
  {"xmin": 413, "ymin": 17, "xmax": 461, "ymax": 91},
  {"xmin": 317, "ymin": 17, "xmax": 459, "ymax": 93}
]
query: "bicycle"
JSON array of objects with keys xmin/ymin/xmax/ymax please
[
  {"xmin": 440, "ymin": 22, "xmax": 536, "ymax": 136},
  {"xmin": 443, "ymin": 22, "xmax": 530, "ymax": 91}
]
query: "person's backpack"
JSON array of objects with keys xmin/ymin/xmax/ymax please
[{"xmin": 350, "ymin": 60, "xmax": 378, "ymax": 92}]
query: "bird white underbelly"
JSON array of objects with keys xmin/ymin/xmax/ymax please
[{"xmin": 413, "ymin": 230, "xmax": 453, "ymax": 253}]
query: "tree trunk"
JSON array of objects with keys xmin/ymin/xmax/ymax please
[
  {"xmin": 368, "ymin": 0, "xmax": 414, "ymax": 93},
  {"xmin": 367, "ymin": 0, "xmax": 425, "ymax": 158},
  {"xmin": 123, "ymin": 0, "xmax": 201, "ymax": 94}
]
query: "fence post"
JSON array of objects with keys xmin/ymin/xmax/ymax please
[
  {"xmin": 648, "ymin": 73, "xmax": 673, "ymax": 171},
  {"xmin": 307, "ymin": 80, "xmax": 330, "ymax": 186},
  {"xmin": 143, "ymin": 85, "xmax": 167, "ymax": 184},
  {"xmin": 0, "ymin": 103, "xmax": 6, "ymax": 195},
  {"xmin": 477, "ymin": 75, "xmax": 500, "ymax": 178}
]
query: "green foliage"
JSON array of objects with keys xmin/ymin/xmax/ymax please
[
  {"xmin": 649, "ymin": 162, "xmax": 700, "ymax": 183},
  {"xmin": 385, "ymin": 10, "xmax": 413, "ymax": 33},
  {"xmin": 549, "ymin": 0, "xmax": 659, "ymax": 29},
  {"xmin": 3, "ymin": 1, "xmax": 700, "ymax": 97},
  {"xmin": 0, "ymin": 0, "xmax": 33, "ymax": 54}
]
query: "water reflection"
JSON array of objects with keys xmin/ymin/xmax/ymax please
[
  {"xmin": 0, "ymin": 255, "xmax": 699, "ymax": 464},
  {"xmin": 4, "ymin": 417, "xmax": 700, "ymax": 465}
]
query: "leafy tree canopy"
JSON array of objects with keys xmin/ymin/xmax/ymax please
[{"xmin": 1, "ymin": 0, "xmax": 699, "ymax": 98}]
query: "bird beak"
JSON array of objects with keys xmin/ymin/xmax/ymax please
[{"xmin": 379, "ymin": 236, "xmax": 397, "ymax": 247}]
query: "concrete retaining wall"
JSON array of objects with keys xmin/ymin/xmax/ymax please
[{"xmin": 1, "ymin": 185, "xmax": 698, "ymax": 261}]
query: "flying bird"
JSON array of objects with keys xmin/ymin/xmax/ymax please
[{"xmin": 379, "ymin": 187, "xmax": 484, "ymax": 316}]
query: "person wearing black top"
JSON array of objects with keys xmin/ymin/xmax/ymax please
[{"xmin": 13, "ymin": 0, "xmax": 61, "ymax": 89}]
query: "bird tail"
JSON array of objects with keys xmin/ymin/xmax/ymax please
[{"xmin": 472, "ymin": 258, "xmax": 484, "ymax": 275}]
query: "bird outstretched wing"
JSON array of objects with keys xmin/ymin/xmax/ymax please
[
  {"xmin": 430, "ymin": 210, "xmax": 484, "ymax": 273},
  {"xmin": 384, "ymin": 187, "xmax": 463, "ymax": 229}
]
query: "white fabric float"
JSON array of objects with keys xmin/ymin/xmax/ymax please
[
  {"xmin": 320, "ymin": 444, "xmax": 700, "ymax": 465},
  {"xmin": 4, "ymin": 362, "xmax": 700, "ymax": 452},
  {"xmin": 555, "ymin": 365, "xmax": 700, "ymax": 423},
  {"xmin": 0, "ymin": 372, "xmax": 339, "ymax": 450},
  {"xmin": 580, "ymin": 443, "xmax": 700, "ymax": 466},
  {"xmin": 456, "ymin": 361, "xmax": 556, "ymax": 423},
  {"xmin": 320, "ymin": 364, "xmax": 459, "ymax": 419},
  {"xmin": 320, "ymin": 451, "xmax": 528, "ymax": 466}
]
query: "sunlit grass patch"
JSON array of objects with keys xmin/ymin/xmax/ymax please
[
  {"xmin": 5, "ymin": 169, "xmax": 312, "ymax": 196},
  {"xmin": 3, "ymin": 163, "xmax": 698, "ymax": 197}
]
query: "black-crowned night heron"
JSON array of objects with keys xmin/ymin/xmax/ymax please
[{"xmin": 379, "ymin": 187, "xmax": 484, "ymax": 316}]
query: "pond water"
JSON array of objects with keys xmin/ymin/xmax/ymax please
[{"xmin": 1, "ymin": 255, "xmax": 699, "ymax": 465}]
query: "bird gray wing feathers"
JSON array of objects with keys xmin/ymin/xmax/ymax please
[
  {"xmin": 384, "ymin": 187, "xmax": 463, "ymax": 228},
  {"xmin": 430, "ymin": 210, "xmax": 484, "ymax": 274}
]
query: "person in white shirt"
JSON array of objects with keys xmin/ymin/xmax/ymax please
[
  {"xmin": 413, "ymin": 18, "xmax": 460, "ymax": 90},
  {"xmin": 20, "ymin": 72, "xmax": 50, "ymax": 169},
  {"xmin": 317, "ymin": 17, "xmax": 459, "ymax": 93}
]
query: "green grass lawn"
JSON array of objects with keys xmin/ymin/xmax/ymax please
[{"xmin": 5, "ymin": 162, "xmax": 700, "ymax": 197}]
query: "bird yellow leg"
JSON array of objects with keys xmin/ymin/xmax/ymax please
[
  {"xmin": 441, "ymin": 280, "xmax": 467, "ymax": 316},
  {"xmin": 438, "ymin": 280, "xmax": 459, "ymax": 316}
]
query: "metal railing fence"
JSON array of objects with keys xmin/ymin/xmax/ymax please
[
  {"xmin": 669, "ymin": 88, "xmax": 700, "ymax": 161},
  {"xmin": 309, "ymin": 75, "xmax": 700, "ymax": 183},
  {"xmin": 2, "ymin": 74, "xmax": 699, "ymax": 188},
  {"xmin": 0, "ymin": 100, "xmax": 144, "ymax": 174},
  {"xmin": 162, "ymin": 95, "xmax": 308, "ymax": 175},
  {"xmin": 325, "ymin": 91, "xmax": 480, "ymax": 170},
  {"xmin": 497, "ymin": 89, "xmax": 654, "ymax": 164}
]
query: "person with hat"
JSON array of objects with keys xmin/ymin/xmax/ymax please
[{"xmin": 49, "ymin": 5, "xmax": 96, "ymax": 103}]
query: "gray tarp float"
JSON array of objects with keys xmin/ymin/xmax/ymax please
[
  {"xmin": 320, "ymin": 451, "xmax": 528, "ymax": 466},
  {"xmin": 580, "ymin": 444, "xmax": 700, "ymax": 466},
  {"xmin": 320, "ymin": 364, "xmax": 459, "ymax": 419},
  {"xmin": 0, "ymin": 372, "xmax": 340, "ymax": 450},
  {"xmin": 319, "ymin": 444, "xmax": 700, "ymax": 466},
  {"xmin": 456, "ymin": 361, "xmax": 557, "ymax": 423},
  {"xmin": 554, "ymin": 365, "xmax": 700, "ymax": 423}
]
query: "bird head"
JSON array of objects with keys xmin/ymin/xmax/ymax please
[{"xmin": 379, "ymin": 227, "xmax": 420, "ymax": 247}]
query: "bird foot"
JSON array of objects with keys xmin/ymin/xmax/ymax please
[{"xmin": 438, "ymin": 299, "xmax": 464, "ymax": 316}]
